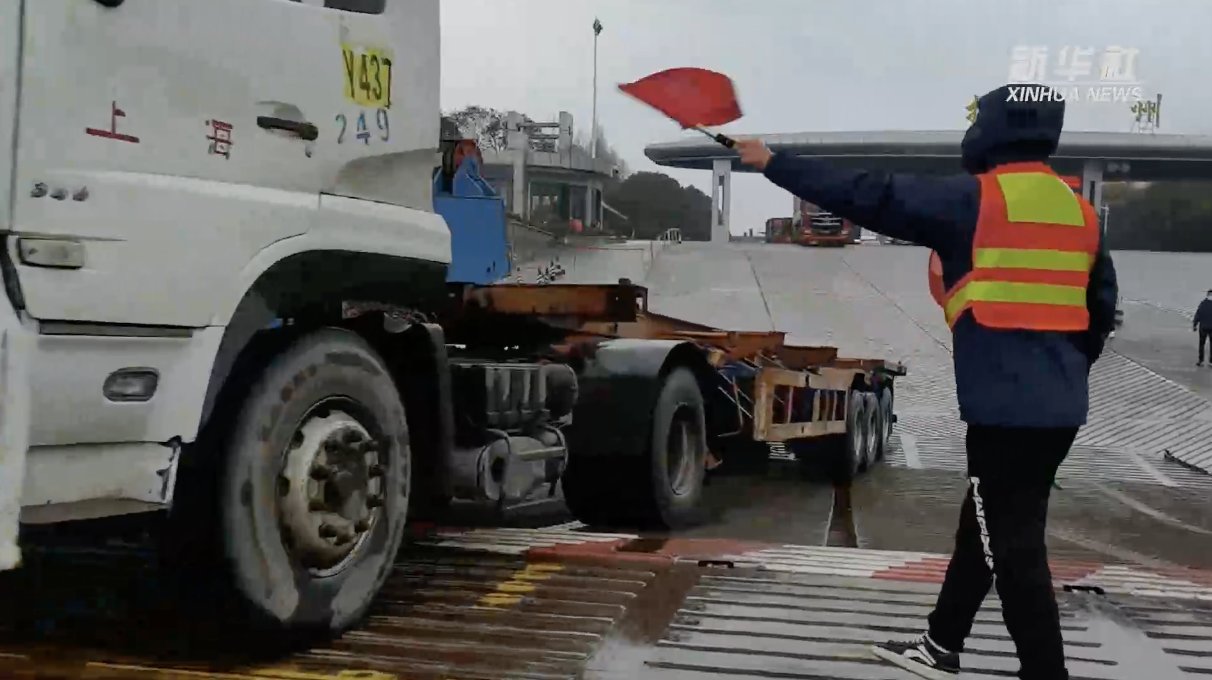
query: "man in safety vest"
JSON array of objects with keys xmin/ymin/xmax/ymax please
[{"xmin": 737, "ymin": 84, "xmax": 1118, "ymax": 680}]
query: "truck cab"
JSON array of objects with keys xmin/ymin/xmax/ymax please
[
  {"xmin": 794, "ymin": 200, "xmax": 853, "ymax": 247},
  {"xmin": 0, "ymin": 0, "xmax": 451, "ymax": 629}
]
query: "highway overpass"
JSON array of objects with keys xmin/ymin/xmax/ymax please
[{"xmin": 645, "ymin": 130, "xmax": 1212, "ymax": 242}]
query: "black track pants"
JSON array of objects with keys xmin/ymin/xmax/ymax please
[{"xmin": 926, "ymin": 424, "xmax": 1077, "ymax": 680}]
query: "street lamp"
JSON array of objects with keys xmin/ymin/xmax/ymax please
[{"xmin": 591, "ymin": 18, "xmax": 602, "ymax": 160}]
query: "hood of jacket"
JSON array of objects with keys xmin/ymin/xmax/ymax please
[{"xmin": 961, "ymin": 84, "xmax": 1066, "ymax": 174}]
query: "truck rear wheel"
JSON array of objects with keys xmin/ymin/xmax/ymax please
[
  {"xmin": 828, "ymin": 390, "xmax": 867, "ymax": 484},
  {"xmin": 563, "ymin": 367, "xmax": 707, "ymax": 529},
  {"xmin": 861, "ymin": 392, "xmax": 880, "ymax": 468},
  {"xmin": 175, "ymin": 328, "xmax": 411, "ymax": 635},
  {"xmin": 874, "ymin": 387, "xmax": 894, "ymax": 460}
]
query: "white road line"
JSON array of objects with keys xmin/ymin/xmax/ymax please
[
  {"xmin": 900, "ymin": 433, "xmax": 922, "ymax": 469},
  {"xmin": 1125, "ymin": 448, "xmax": 1178, "ymax": 487}
]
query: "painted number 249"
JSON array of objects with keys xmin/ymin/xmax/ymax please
[{"xmin": 336, "ymin": 109, "xmax": 389, "ymax": 145}]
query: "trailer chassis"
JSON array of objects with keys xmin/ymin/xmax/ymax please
[{"xmin": 452, "ymin": 279, "xmax": 906, "ymax": 528}]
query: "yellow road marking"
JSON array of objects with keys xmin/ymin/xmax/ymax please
[
  {"xmin": 85, "ymin": 662, "xmax": 397, "ymax": 680},
  {"xmin": 477, "ymin": 562, "xmax": 563, "ymax": 608}
]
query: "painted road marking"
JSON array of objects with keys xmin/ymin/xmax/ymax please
[
  {"xmin": 420, "ymin": 527, "xmax": 1212, "ymax": 602},
  {"xmin": 478, "ymin": 562, "xmax": 564, "ymax": 608},
  {"xmin": 899, "ymin": 433, "xmax": 922, "ymax": 469},
  {"xmin": 1125, "ymin": 448, "xmax": 1178, "ymax": 487},
  {"xmin": 82, "ymin": 662, "xmax": 398, "ymax": 679}
]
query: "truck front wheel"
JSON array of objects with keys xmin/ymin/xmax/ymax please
[{"xmin": 200, "ymin": 328, "xmax": 410, "ymax": 635}]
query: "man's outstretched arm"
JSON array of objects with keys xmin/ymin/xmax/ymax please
[{"xmin": 756, "ymin": 150, "xmax": 975, "ymax": 254}]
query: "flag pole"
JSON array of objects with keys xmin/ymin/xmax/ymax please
[{"xmin": 693, "ymin": 126, "xmax": 736, "ymax": 149}]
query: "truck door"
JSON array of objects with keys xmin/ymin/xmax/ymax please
[
  {"xmin": 0, "ymin": 0, "xmax": 26, "ymax": 571},
  {"xmin": 7, "ymin": 0, "xmax": 347, "ymax": 327},
  {"xmin": 0, "ymin": 0, "xmax": 16, "ymax": 230}
]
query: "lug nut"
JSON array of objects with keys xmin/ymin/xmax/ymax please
[
  {"xmin": 309, "ymin": 464, "xmax": 333, "ymax": 480},
  {"xmin": 318, "ymin": 524, "xmax": 338, "ymax": 539},
  {"xmin": 323, "ymin": 440, "xmax": 342, "ymax": 454},
  {"xmin": 342, "ymin": 429, "xmax": 364, "ymax": 445},
  {"xmin": 366, "ymin": 495, "xmax": 384, "ymax": 509},
  {"xmin": 360, "ymin": 440, "xmax": 380, "ymax": 454}
]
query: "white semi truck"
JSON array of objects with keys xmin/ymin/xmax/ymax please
[{"xmin": 0, "ymin": 0, "xmax": 903, "ymax": 639}]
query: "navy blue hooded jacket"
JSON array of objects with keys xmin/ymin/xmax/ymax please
[
  {"xmin": 1195, "ymin": 298, "xmax": 1212, "ymax": 331},
  {"xmin": 762, "ymin": 85, "xmax": 1119, "ymax": 428}
]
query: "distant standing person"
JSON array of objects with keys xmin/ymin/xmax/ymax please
[{"xmin": 1196, "ymin": 290, "xmax": 1212, "ymax": 366}]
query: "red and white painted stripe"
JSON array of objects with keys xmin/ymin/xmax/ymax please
[
  {"xmin": 413, "ymin": 523, "xmax": 1212, "ymax": 601},
  {"xmin": 414, "ymin": 524, "xmax": 637, "ymax": 555}
]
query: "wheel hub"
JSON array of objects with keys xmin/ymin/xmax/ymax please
[
  {"xmin": 278, "ymin": 408, "xmax": 384, "ymax": 575},
  {"xmin": 667, "ymin": 407, "xmax": 698, "ymax": 496},
  {"xmin": 864, "ymin": 406, "xmax": 879, "ymax": 464}
]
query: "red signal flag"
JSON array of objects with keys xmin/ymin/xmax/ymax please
[{"xmin": 618, "ymin": 67, "xmax": 743, "ymax": 129}]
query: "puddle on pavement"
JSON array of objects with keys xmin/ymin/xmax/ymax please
[
  {"xmin": 583, "ymin": 560, "xmax": 702, "ymax": 678},
  {"xmin": 825, "ymin": 482, "xmax": 859, "ymax": 548}
]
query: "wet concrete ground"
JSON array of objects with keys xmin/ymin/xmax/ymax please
[{"xmin": 3, "ymin": 242, "xmax": 1211, "ymax": 678}]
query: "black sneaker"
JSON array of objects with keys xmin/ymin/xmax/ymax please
[{"xmin": 871, "ymin": 633, "xmax": 960, "ymax": 679}]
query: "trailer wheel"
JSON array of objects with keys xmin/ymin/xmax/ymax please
[
  {"xmin": 861, "ymin": 392, "xmax": 880, "ymax": 468},
  {"xmin": 874, "ymin": 388, "xmax": 894, "ymax": 460},
  {"xmin": 829, "ymin": 390, "xmax": 867, "ymax": 484},
  {"xmin": 177, "ymin": 328, "xmax": 411, "ymax": 636}
]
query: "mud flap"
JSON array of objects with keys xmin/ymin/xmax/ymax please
[{"xmin": 0, "ymin": 329, "xmax": 30, "ymax": 570}]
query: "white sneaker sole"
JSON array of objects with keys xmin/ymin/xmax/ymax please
[{"xmin": 870, "ymin": 645, "xmax": 957, "ymax": 680}]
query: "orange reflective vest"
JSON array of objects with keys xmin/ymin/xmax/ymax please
[{"xmin": 928, "ymin": 162, "xmax": 1100, "ymax": 331}]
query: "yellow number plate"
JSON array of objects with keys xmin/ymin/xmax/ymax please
[{"xmin": 341, "ymin": 44, "xmax": 394, "ymax": 109}]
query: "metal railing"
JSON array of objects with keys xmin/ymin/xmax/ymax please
[{"xmin": 657, "ymin": 228, "xmax": 683, "ymax": 244}]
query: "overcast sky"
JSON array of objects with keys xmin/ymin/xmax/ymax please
[{"xmin": 440, "ymin": 0, "xmax": 1212, "ymax": 234}]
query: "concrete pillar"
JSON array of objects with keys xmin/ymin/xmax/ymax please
[
  {"xmin": 558, "ymin": 111, "xmax": 574, "ymax": 166},
  {"xmin": 712, "ymin": 159, "xmax": 732, "ymax": 243},
  {"xmin": 1080, "ymin": 160, "xmax": 1104, "ymax": 210},
  {"xmin": 584, "ymin": 184, "xmax": 593, "ymax": 226},
  {"xmin": 511, "ymin": 150, "xmax": 528, "ymax": 220},
  {"xmin": 505, "ymin": 112, "xmax": 530, "ymax": 220}
]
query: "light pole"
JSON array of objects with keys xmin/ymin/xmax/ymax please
[
  {"xmin": 588, "ymin": 17, "xmax": 602, "ymax": 231},
  {"xmin": 591, "ymin": 18, "xmax": 602, "ymax": 160}
]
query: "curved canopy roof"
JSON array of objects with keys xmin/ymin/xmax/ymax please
[{"xmin": 645, "ymin": 131, "xmax": 1212, "ymax": 181}]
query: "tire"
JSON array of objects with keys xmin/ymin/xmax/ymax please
[
  {"xmin": 563, "ymin": 367, "xmax": 707, "ymax": 529},
  {"xmin": 874, "ymin": 387, "xmax": 894, "ymax": 460},
  {"xmin": 644, "ymin": 368, "xmax": 709, "ymax": 527},
  {"xmin": 176, "ymin": 328, "xmax": 411, "ymax": 635},
  {"xmin": 829, "ymin": 390, "xmax": 867, "ymax": 484},
  {"xmin": 861, "ymin": 392, "xmax": 880, "ymax": 468}
]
